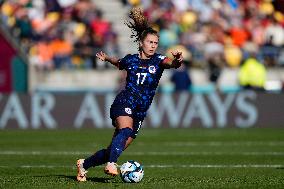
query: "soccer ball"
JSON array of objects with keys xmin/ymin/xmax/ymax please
[{"xmin": 120, "ymin": 160, "xmax": 144, "ymax": 183}]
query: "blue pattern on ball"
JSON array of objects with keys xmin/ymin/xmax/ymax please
[{"xmin": 120, "ymin": 160, "xmax": 144, "ymax": 183}]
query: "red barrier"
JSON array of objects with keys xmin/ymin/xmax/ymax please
[{"xmin": 0, "ymin": 32, "xmax": 16, "ymax": 93}]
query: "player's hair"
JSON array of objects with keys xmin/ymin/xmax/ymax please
[{"xmin": 125, "ymin": 7, "xmax": 158, "ymax": 45}]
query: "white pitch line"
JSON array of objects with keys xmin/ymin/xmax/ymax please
[
  {"xmin": 0, "ymin": 151, "xmax": 283, "ymax": 156},
  {"xmin": 0, "ymin": 164, "xmax": 282, "ymax": 169},
  {"xmin": 127, "ymin": 152, "xmax": 284, "ymax": 156},
  {"xmin": 0, "ymin": 151, "xmax": 90, "ymax": 155},
  {"xmin": 156, "ymin": 141, "xmax": 284, "ymax": 147},
  {"xmin": 146, "ymin": 164, "xmax": 284, "ymax": 168}
]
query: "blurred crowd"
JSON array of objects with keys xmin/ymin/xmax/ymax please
[
  {"xmin": 124, "ymin": 0, "xmax": 284, "ymax": 90},
  {"xmin": 126, "ymin": 0, "xmax": 284, "ymax": 66},
  {"xmin": 1, "ymin": 0, "xmax": 284, "ymax": 91},
  {"xmin": 0, "ymin": 0, "xmax": 120, "ymax": 70}
]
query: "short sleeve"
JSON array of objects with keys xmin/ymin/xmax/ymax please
[
  {"xmin": 158, "ymin": 55, "xmax": 171, "ymax": 69},
  {"xmin": 118, "ymin": 54, "xmax": 131, "ymax": 70}
]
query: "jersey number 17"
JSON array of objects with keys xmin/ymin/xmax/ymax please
[{"xmin": 136, "ymin": 73, "xmax": 147, "ymax": 85}]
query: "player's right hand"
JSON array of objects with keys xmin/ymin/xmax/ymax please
[
  {"xmin": 96, "ymin": 51, "xmax": 107, "ymax": 61},
  {"xmin": 171, "ymin": 51, "xmax": 183, "ymax": 63}
]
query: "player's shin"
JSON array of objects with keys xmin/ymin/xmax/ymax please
[{"xmin": 109, "ymin": 127, "xmax": 133, "ymax": 163}]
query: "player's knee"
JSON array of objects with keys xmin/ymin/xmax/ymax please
[
  {"xmin": 120, "ymin": 127, "xmax": 133, "ymax": 138},
  {"xmin": 115, "ymin": 116, "xmax": 134, "ymax": 129}
]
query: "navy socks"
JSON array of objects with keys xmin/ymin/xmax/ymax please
[
  {"xmin": 109, "ymin": 127, "xmax": 133, "ymax": 163},
  {"xmin": 82, "ymin": 127, "xmax": 133, "ymax": 170},
  {"xmin": 83, "ymin": 149, "xmax": 109, "ymax": 170}
]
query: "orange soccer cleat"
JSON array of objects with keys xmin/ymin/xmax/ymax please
[
  {"xmin": 104, "ymin": 162, "xmax": 118, "ymax": 176},
  {"xmin": 76, "ymin": 159, "xmax": 88, "ymax": 182}
]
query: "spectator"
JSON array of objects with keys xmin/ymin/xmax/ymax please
[
  {"xmin": 29, "ymin": 38, "xmax": 54, "ymax": 70},
  {"xmin": 2, "ymin": 0, "xmax": 284, "ymax": 71},
  {"xmin": 264, "ymin": 18, "xmax": 284, "ymax": 47},
  {"xmin": 44, "ymin": 0, "xmax": 61, "ymax": 13},
  {"xmin": 224, "ymin": 41, "xmax": 242, "ymax": 67},
  {"xmin": 49, "ymin": 33, "xmax": 73, "ymax": 69},
  {"xmin": 239, "ymin": 54, "xmax": 266, "ymax": 90},
  {"xmin": 159, "ymin": 20, "xmax": 178, "ymax": 52},
  {"xmin": 229, "ymin": 21, "xmax": 249, "ymax": 48},
  {"xmin": 204, "ymin": 36, "xmax": 224, "ymax": 84},
  {"xmin": 74, "ymin": 29, "xmax": 94, "ymax": 69},
  {"xmin": 91, "ymin": 10, "xmax": 110, "ymax": 48},
  {"xmin": 0, "ymin": 0, "xmax": 117, "ymax": 70},
  {"xmin": 171, "ymin": 64, "xmax": 192, "ymax": 92},
  {"xmin": 104, "ymin": 23, "xmax": 121, "ymax": 68}
]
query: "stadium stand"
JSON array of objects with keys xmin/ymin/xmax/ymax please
[{"xmin": 0, "ymin": 0, "xmax": 284, "ymax": 92}]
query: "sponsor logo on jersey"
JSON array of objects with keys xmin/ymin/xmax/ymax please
[
  {"xmin": 139, "ymin": 64, "xmax": 147, "ymax": 69},
  {"xmin": 125, "ymin": 108, "xmax": 132, "ymax": 114},
  {"xmin": 148, "ymin": 65, "xmax": 156, "ymax": 74}
]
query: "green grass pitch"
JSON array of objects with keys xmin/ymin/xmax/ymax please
[{"xmin": 0, "ymin": 128, "xmax": 283, "ymax": 188}]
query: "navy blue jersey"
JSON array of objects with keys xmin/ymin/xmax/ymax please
[
  {"xmin": 118, "ymin": 53, "xmax": 167, "ymax": 111},
  {"xmin": 110, "ymin": 53, "xmax": 171, "ymax": 137}
]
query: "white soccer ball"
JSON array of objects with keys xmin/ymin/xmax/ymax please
[{"xmin": 120, "ymin": 160, "xmax": 144, "ymax": 183}]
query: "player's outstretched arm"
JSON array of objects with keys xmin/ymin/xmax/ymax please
[
  {"xmin": 161, "ymin": 51, "xmax": 184, "ymax": 69},
  {"xmin": 96, "ymin": 51, "xmax": 120, "ymax": 68}
]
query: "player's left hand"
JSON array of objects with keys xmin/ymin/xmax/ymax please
[{"xmin": 171, "ymin": 51, "xmax": 183, "ymax": 62}]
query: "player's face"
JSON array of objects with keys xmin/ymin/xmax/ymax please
[{"xmin": 140, "ymin": 34, "xmax": 159, "ymax": 58}]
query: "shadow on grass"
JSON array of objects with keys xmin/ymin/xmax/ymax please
[
  {"xmin": 63, "ymin": 175, "xmax": 115, "ymax": 183},
  {"xmin": 34, "ymin": 175, "xmax": 120, "ymax": 183}
]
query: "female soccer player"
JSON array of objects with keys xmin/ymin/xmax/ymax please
[{"xmin": 76, "ymin": 7, "xmax": 183, "ymax": 182}]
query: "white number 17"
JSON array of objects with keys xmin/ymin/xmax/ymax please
[{"xmin": 136, "ymin": 73, "xmax": 147, "ymax": 85}]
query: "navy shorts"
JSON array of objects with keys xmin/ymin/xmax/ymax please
[{"xmin": 110, "ymin": 90, "xmax": 146, "ymax": 138}]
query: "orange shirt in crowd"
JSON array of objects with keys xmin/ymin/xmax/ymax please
[
  {"xmin": 49, "ymin": 39, "xmax": 73, "ymax": 56},
  {"xmin": 230, "ymin": 27, "xmax": 249, "ymax": 47},
  {"xmin": 37, "ymin": 42, "xmax": 53, "ymax": 63}
]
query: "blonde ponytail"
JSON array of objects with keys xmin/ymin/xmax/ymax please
[{"xmin": 125, "ymin": 7, "xmax": 158, "ymax": 44}]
